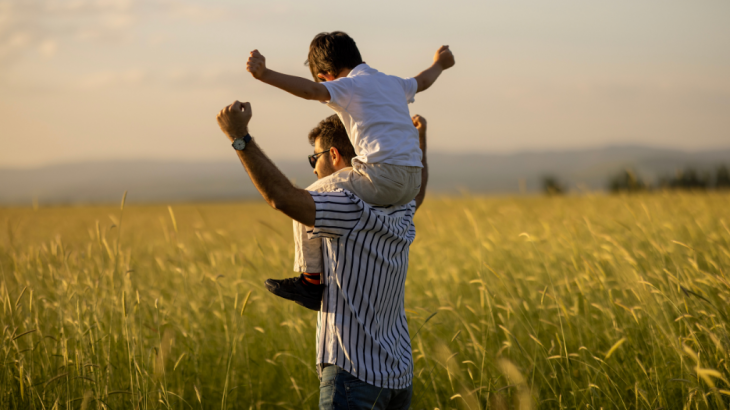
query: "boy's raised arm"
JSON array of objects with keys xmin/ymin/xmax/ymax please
[
  {"xmin": 414, "ymin": 45, "xmax": 455, "ymax": 93},
  {"xmin": 247, "ymin": 50, "xmax": 331, "ymax": 102}
]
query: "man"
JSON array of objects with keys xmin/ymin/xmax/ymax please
[{"xmin": 216, "ymin": 101, "xmax": 429, "ymax": 409}]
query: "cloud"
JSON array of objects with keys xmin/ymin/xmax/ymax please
[
  {"xmin": 75, "ymin": 66, "xmax": 242, "ymax": 89},
  {"xmin": 157, "ymin": 0, "xmax": 226, "ymax": 23},
  {"xmin": 79, "ymin": 68, "xmax": 148, "ymax": 88},
  {"xmin": 0, "ymin": 0, "xmax": 230, "ymax": 70},
  {"xmin": 38, "ymin": 39, "xmax": 57, "ymax": 57}
]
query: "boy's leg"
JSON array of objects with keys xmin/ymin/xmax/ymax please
[
  {"xmin": 290, "ymin": 166, "xmax": 378, "ymax": 278},
  {"xmin": 264, "ymin": 218, "xmax": 325, "ymax": 311},
  {"xmin": 284, "ymin": 164, "xmax": 420, "ymax": 284},
  {"xmin": 293, "ymin": 218, "xmax": 323, "ymax": 282},
  {"xmin": 356, "ymin": 163, "xmax": 422, "ymax": 206},
  {"xmin": 265, "ymin": 165, "xmax": 416, "ymax": 310},
  {"xmin": 264, "ymin": 170, "xmax": 353, "ymax": 310}
]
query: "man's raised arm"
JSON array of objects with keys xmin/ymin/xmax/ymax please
[
  {"xmin": 413, "ymin": 115, "xmax": 429, "ymax": 211},
  {"xmin": 216, "ymin": 101, "xmax": 316, "ymax": 227}
]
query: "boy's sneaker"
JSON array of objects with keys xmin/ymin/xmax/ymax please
[{"xmin": 265, "ymin": 274, "xmax": 325, "ymax": 311}]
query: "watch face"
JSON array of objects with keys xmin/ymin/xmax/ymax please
[{"xmin": 233, "ymin": 138, "xmax": 247, "ymax": 150}]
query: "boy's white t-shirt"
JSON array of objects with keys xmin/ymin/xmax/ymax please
[{"xmin": 321, "ymin": 64, "xmax": 423, "ymax": 168}]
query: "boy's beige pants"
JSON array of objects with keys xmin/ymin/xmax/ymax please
[{"xmin": 293, "ymin": 161, "xmax": 422, "ymax": 273}]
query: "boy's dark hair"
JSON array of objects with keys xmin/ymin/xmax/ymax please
[
  {"xmin": 306, "ymin": 31, "xmax": 363, "ymax": 82},
  {"xmin": 308, "ymin": 115, "xmax": 356, "ymax": 165}
]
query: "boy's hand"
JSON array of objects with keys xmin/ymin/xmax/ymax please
[
  {"xmin": 434, "ymin": 46, "xmax": 455, "ymax": 70},
  {"xmin": 246, "ymin": 50, "xmax": 268, "ymax": 80}
]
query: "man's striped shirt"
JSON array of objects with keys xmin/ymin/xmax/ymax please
[{"xmin": 309, "ymin": 190, "xmax": 415, "ymax": 389}]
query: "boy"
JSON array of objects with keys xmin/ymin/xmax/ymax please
[{"xmin": 246, "ymin": 31, "xmax": 454, "ymax": 310}]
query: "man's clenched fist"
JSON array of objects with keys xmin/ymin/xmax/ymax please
[
  {"xmin": 411, "ymin": 114, "xmax": 427, "ymax": 131},
  {"xmin": 412, "ymin": 114, "xmax": 427, "ymax": 150},
  {"xmin": 216, "ymin": 101, "xmax": 252, "ymax": 142}
]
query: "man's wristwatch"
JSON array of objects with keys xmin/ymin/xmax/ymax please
[{"xmin": 231, "ymin": 134, "xmax": 252, "ymax": 151}]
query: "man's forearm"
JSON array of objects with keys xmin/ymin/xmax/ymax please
[
  {"xmin": 234, "ymin": 139, "xmax": 316, "ymax": 226},
  {"xmin": 415, "ymin": 63, "xmax": 443, "ymax": 93},
  {"xmin": 415, "ymin": 139, "xmax": 428, "ymax": 211},
  {"xmin": 415, "ymin": 159, "xmax": 428, "ymax": 211},
  {"xmin": 260, "ymin": 70, "xmax": 330, "ymax": 101}
]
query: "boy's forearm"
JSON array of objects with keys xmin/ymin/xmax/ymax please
[
  {"xmin": 259, "ymin": 70, "xmax": 331, "ymax": 101},
  {"xmin": 415, "ymin": 63, "xmax": 444, "ymax": 93}
]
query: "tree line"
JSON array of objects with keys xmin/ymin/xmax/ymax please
[
  {"xmin": 608, "ymin": 165, "xmax": 730, "ymax": 192},
  {"xmin": 541, "ymin": 165, "xmax": 730, "ymax": 194}
]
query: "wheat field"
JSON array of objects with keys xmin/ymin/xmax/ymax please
[{"xmin": 2, "ymin": 192, "xmax": 730, "ymax": 409}]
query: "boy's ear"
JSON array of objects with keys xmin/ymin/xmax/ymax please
[{"xmin": 318, "ymin": 72, "xmax": 336, "ymax": 82}]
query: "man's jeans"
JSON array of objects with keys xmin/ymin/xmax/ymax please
[{"xmin": 319, "ymin": 365, "xmax": 412, "ymax": 410}]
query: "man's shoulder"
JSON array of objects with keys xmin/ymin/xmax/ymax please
[
  {"xmin": 309, "ymin": 190, "xmax": 364, "ymax": 210},
  {"xmin": 308, "ymin": 189, "xmax": 416, "ymax": 242},
  {"xmin": 310, "ymin": 189, "xmax": 360, "ymax": 202},
  {"xmin": 310, "ymin": 189, "xmax": 414, "ymax": 215}
]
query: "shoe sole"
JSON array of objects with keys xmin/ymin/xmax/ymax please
[{"xmin": 265, "ymin": 280, "xmax": 322, "ymax": 311}]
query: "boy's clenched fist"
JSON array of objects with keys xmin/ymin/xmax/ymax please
[
  {"xmin": 246, "ymin": 50, "xmax": 267, "ymax": 79},
  {"xmin": 434, "ymin": 45, "xmax": 455, "ymax": 70}
]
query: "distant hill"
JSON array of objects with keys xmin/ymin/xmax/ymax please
[
  {"xmin": 2, "ymin": 145, "xmax": 729, "ymax": 206},
  {"xmin": 428, "ymin": 145, "xmax": 730, "ymax": 194}
]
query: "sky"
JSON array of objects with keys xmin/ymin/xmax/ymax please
[{"xmin": 1, "ymin": 0, "xmax": 729, "ymax": 168}]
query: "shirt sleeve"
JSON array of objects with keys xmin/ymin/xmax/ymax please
[
  {"xmin": 307, "ymin": 190, "xmax": 364, "ymax": 239},
  {"xmin": 322, "ymin": 77, "xmax": 355, "ymax": 110},
  {"xmin": 400, "ymin": 77, "xmax": 418, "ymax": 104}
]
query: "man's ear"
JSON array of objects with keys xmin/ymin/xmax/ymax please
[{"xmin": 329, "ymin": 147, "xmax": 341, "ymax": 166}]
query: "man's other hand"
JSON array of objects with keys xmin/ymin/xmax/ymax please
[
  {"xmin": 217, "ymin": 101, "xmax": 252, "ymax": 142},
  {"xmin": 412, "ymin": 114, "xmax": 427, "ymax": 150},
  {"xmin": 412, "ymin": 114, "xmax": 426, "ymax": 131},
  {"xmin": 412, "ymin": 114, "xmax": 428, "ymax": 210},
  {"xmin": 434, "ymin": 45, "xmax": 455, "ymax": 70},
  {"xmin": 247, "ymin": 50, "xmax": 268, "ymax": 80}
]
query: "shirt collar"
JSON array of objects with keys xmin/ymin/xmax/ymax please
[{"xmin": 347, "ymin": 63, "xmax": 374, "ymax": 77}]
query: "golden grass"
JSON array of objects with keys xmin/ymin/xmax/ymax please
[{"xmin": 1, "ymin": 192, "xmax": 729, "ymax": 409}]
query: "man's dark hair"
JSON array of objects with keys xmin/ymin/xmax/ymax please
[
  {"xmin": 306, "ymin": 31, "xmax": 363, "ymax": 82},
  {"xmin": 308, "ymin": 115, "xmax": 356, "ymax": 165}
]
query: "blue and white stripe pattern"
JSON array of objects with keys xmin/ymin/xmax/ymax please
[{"xmin": 309, "ymin": 190, "xmax": 415, "ymax": 389}]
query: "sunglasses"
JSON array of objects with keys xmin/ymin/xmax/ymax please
[{"xmin": 308, "ymin": 150, "xmax": 330, "ymax": 168}]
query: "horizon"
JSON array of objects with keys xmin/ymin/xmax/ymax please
[
  {"xmin": 2, "ymin": 143, "xmax": 728, "ymax": 207},
  {"xmin": 3, "ymin": 143, "xmax": 730, "ymax": 170}
]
